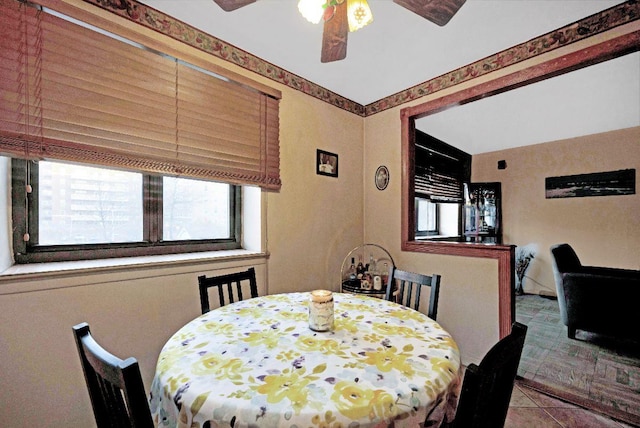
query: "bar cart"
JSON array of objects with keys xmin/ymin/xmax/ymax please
[{"xmin": 340, "ymin": 244, "xmax": 395, "ymax": 297}]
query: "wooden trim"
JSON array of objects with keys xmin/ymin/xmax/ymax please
[
  {"xmin": 403, "ymin": 31, "xmax": 640, "ymax": 120},
  {"xmin": 402, "ymin": 240, "xmax": 515, "ymax": 339},
  {"xmin": 400, "ymin": 30, "xmax": 639, "ymax": 339}
]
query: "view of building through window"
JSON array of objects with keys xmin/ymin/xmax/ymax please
[
  {"xmin": 38, "ymin": 162, "xmax": 143, "ymax": 245},
  {"xmin": 37, "ymin": 161, "xmax": 233, "ymax": 246},
  {"xmin": 163, "ymin": 176, "xmax": 230, "ymax": 241}
]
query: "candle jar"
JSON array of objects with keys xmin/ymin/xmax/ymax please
[{"xmin": 309, "ymin": 290, "xmax": 334, "ymax": 332}]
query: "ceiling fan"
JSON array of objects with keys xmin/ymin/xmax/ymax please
[{"xmin": 211, "ymin": 0, "xmax": 467, "ymax": 63}]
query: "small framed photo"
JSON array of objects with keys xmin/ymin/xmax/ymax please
[{"xmin": 316, "ymin": 149, "xmax": 338, "ymax": 177}]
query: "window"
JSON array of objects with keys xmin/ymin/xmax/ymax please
[
  {"xmin": 415, "ymin": 197, "xmax": 462, "ymax": 239},
  {"xmin": 413, "ymin": 130, "xmax": 471, "ymax": 240},
  {"xmin": 12, "ymin": 160, "xmax": 241, "ymax": 263}
]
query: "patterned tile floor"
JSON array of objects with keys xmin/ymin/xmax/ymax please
[
  {"xmin": 514, "ymin": 294, "xmax": 640, "ymax": 426},
  {"xmin": 506, "ymin": 383, "xmax": 637, "ymax": 427}
]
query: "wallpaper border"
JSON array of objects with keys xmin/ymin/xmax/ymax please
[{"xmin": 82, "ymin": 0, "xmax": 640, "ymax": 117}]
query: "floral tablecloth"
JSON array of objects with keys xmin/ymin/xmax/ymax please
[{"xmin": 150, "ymin": 292, "xmax": 461, "ymax": 428}]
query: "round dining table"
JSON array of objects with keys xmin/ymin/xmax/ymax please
[{"xmin": 150, "ymin": 292, "xmax": 461, "ymax": 428}]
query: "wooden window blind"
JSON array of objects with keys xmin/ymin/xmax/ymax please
[
  {"xmin": 0, "ymin": 0, "xmax": 281, "ymax": 190},
  {"xmin": 414, "ymin": 130, "xmax": 471, "ymax": 203}
]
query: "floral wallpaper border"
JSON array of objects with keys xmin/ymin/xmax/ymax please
[{"xmin": 83, "ymin": 0, "xmax": 639, "ymax": 118}]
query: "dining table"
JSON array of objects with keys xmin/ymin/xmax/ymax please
[{"xmin": 150, "ymin": 292, "xmax": 461, "ymax": 428}]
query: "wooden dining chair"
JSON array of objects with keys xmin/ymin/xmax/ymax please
[
  {"xmin": 385, "ymin": 266, "xmax": 441, "ymax": 320},
  {"xmin": 198, "ymin": 267, "xmax": 258, "ymax": 313},
  {"xmin": 448, "ymin": 322, "xmax": 528, "ymax": 428},
  {"xmin": 72, "ymin": 322, "xmax": 154, "ymax": 428}
]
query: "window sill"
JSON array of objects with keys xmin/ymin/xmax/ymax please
[{"xmin": 0, "ymin": 249, "xmax": 267, "ymax": 285}]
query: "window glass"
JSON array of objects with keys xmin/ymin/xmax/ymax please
[
  {"xmin": 416, "ymin": 198, "xmax": 437, "ymax": 235},
  {"xmin": 38, "ymin": 161, "xmax": 143, "ymax": 245},
  {"xmin": 163, "ymin": 177, "xmax": 230, "ymax": 241},
  {"xmin": 438, "ymin": 202, "xmax": 460, "ymax": 237},
  {"xmin": 11, "ymin": 159, "xmax": 241, "ymax": 263}
]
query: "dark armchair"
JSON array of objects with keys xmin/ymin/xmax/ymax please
[{"xmin": 550, "ymin": 243, "xmax": 640, "ymax": 341}]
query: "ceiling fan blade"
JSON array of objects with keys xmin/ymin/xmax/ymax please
[
  {"xmin": 212, "ymin": 0, "xmax": 256, "ymax": 12},
  {"xmin": 394, "ymin": 0, "xmax": 466, "ymax": 26},
  {"xmin": 321, "ymin": 1, "xmax": 348, "ymax": 63}
]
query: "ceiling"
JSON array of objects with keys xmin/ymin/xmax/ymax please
[{"xmin": 140, "ymin": 0, "xmax": 639, "ymax": 154}]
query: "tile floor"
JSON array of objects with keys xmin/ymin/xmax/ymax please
[
  {"xmin": 514, "ymin": 293, "xmax": 640, "ymax": 425},
  {"xmin": 506, "ymin": 383, "xmax": 637, "ymax": 427}
]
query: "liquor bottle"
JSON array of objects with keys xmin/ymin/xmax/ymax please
[
  {"xmin": 356, "ymin": 256, "xmax": 365, "ymax": 279},
  {"xmin": 368, "ymin": 254, "xmax": 376, "ymax": 275},
  {"xmin": 368, "ymin": 254, "xmax": 382, "ymax": 291},
  {"xmin": 346, "ymin": 257, "xmax": 357, "ymax": 280},
  {"xmin": 381, "ymin": 262, "xmax": 390, "ymax": 286}
]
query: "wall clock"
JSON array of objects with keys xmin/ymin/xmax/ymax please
[{"xmin": 375, "ymin": 165, "xmax": 389, "ymax": 190}]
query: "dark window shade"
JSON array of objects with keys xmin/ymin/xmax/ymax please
[
  {"xmin": 0, "ymin": 0, "xmax": 281, "ymax": 190},
  {"xmin": 414, "ymin": 130, "xmax": 470, "ymax": 203}
]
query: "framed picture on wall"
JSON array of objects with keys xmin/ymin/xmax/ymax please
[
  {"xmin": 316, "ymin": 149, "xmax": 338, "ymax": 177},
  {"xmin": 545, "ymin": 168, "xmax": 635, "ymax": 198}
]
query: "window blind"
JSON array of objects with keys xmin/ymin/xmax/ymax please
[
  {"xmin": 0, "ymin": 0, "xmax": 281, "ymax": 190},
  {"xmin": 414, "ymin": 130, "xmax": 470, "ymax": 203}
]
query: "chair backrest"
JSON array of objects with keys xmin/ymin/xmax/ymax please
[
  {"xmin": 385, "ymin": 266, "xmax": 441, "ymax": 320},
  {"xmin": 72, "ymin": 322, "xmax": 153, "ymax": 428},
  {"xmin": 198, "ymin": 267, "xmax": 258, "ymax": 313},
  {"xmin": 550, "ymin": 243, "xmax": 583, "ymax": 274},
  {"xmin": 451, "ymin": 322, "xmax": 528, "ymax": 428},
  {"xmin": 550, "ymin": 243, "xmax": 583, "ymax": 296}
]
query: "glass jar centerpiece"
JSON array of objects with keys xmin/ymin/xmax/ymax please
[{"xmin": 309, "ymin": 290, "xmax": 334, "ymax": 332}]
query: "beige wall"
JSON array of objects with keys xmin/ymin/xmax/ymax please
[
  {"xmin": 0, "ymin": 52, "xmax": 365, "ymax": 428},
  {"xmin": 472, "ymin": 126, "xmax": 640, "ymax": 295},
  {"xmin": 267, "ymin": 87, "xmax": 364, "ymax": 294},
  {"xmin": 0, "ymin": 2, "xmax": 636, "ymax": 426},
  {"xmin": 363, "ymin": 107, "xmax": 502, "ymax": 365},
  {"xmin": 0, "ymin": 258, "xmax": 268, "ymax": 426},
  {"xmin": 360, "ymin": 22, "xmax": 640, "ymax": 366}
]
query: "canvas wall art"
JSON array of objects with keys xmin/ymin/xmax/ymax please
[{"xmin": 545, "ymin": 169, "xmax": 635, "ymax": 199}]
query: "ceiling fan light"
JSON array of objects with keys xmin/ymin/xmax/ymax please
[
  {"xmin": 298, "ymin": 0, "xmax": 326, "ymax": 24},
  {"xmin": 347, "ymin": 0, "xmax": 373, "ymax": 32}
]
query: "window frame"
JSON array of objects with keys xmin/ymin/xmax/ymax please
[{"xmin": 11, "ymin": 159, "xmax": 242, "ymax": 263}]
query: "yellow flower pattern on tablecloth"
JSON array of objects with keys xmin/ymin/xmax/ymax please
[
  {"xmin": 241, "ymin": 328, "xmax": 283, "ymax": 349},
  {"xmin": 331, "ymin": 380, "xmax": 398, "ymax": 421},
  {"xmin": 191, "ymin": 354, "xmax": 251, "ymax": 382},
  {"xmin": 150, "ymin": 292, "xmax": 461, "ymax": 428}
]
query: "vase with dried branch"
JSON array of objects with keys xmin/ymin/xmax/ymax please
[{"xmin": 515, "ymin": 244, "xmax": 537, "ymax": 295}]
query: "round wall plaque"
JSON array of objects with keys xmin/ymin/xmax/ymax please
[{"xmin": 375, "ymin": 165, "xmax": 389, "ymax": 190}]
